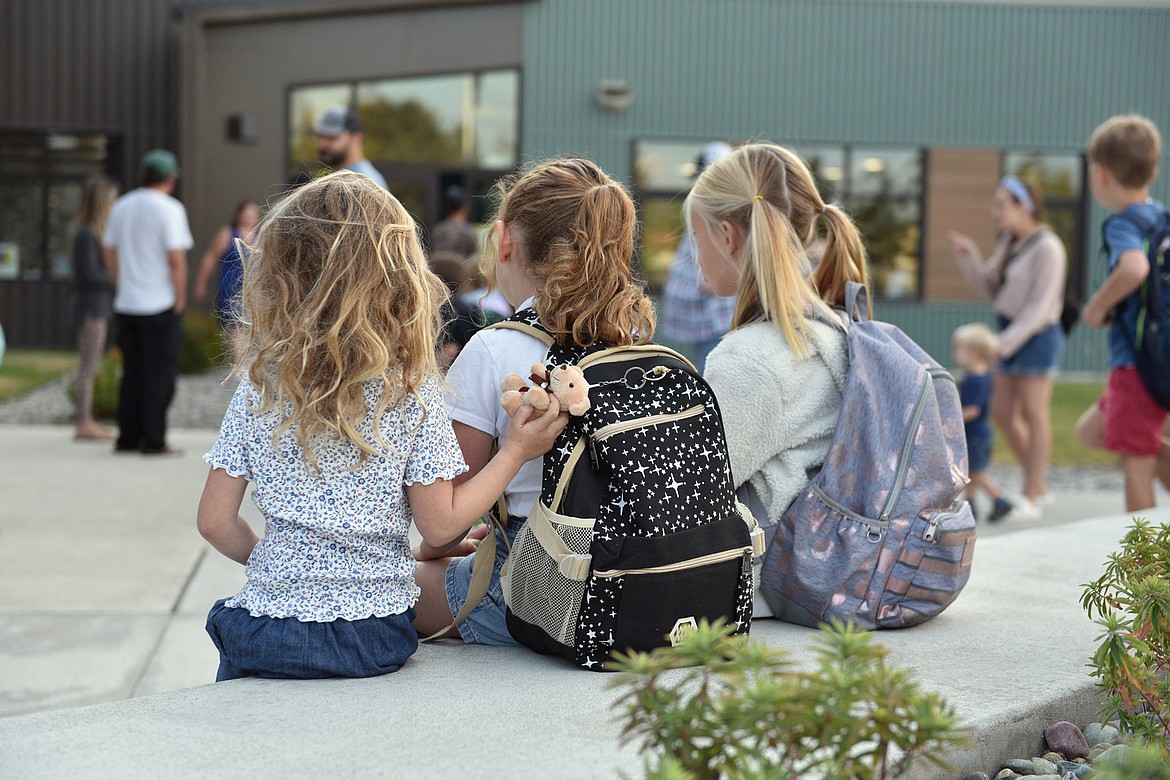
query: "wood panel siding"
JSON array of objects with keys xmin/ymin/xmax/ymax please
[{"xmin": 923, "ymin": 149, "xmax": 1003, "ymax": 301}]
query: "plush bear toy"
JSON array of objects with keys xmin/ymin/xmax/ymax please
[{"xmin": 500, "ymin": 363, "xmax": 592, "ymax": 417}]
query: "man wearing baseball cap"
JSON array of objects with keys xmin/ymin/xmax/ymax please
[
  {"xmin": 312, "ymin": 106, "xmax": 387, "ymax": 188},
  {"xmin": 101, "ymin": 149, "xmax": 193, "ymax": 455}
]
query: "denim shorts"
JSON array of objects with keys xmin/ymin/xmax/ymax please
[
  {"xmin": 445, "ymin": 519, "xmax": 523, "ymax": 646},
  {"xmin": 965, "ymin": 431, "xmax": 993, "ymax": 473},
  {"xmin": 996, "ymin": 317, "xmax": 1064, "ymax": 376},
  {"xmin": 206, "ymin": 599, "xmax": 418, "ymax": 681}
]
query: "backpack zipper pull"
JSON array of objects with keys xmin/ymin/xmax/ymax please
[
  {"xmin": 923, "ymin": 514, "xmax": 941, "ymax": 543},
  {"xmin": 588, "ymin": 437, "xmax": 600, "ymax": 470}
]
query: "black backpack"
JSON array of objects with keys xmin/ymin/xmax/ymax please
[
  {"xmin": 493, "ymin": 310, "xmax": 764, "ymax": 670},
  {"xmin": 1105, "ymin": 208, "xmax": 1170, "ymax": 410}
]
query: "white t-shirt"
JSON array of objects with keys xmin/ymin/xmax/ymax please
[
  {"xmin": 103, "ymin": 188, "xmax": 194, "ymax": 315},
  {"xmin": 445, "ymin": 297, "xmax": 547, "ymax": 518}
]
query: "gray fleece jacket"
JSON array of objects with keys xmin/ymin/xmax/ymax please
[{"xmin": 704, "ymin": 319, "xmax": 849, "ymax": 526}]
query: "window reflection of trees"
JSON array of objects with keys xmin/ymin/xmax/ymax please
[
  {"xmin": 1005, "ymin": 151, "xmax": 1085, "ymax": 298},
  {"xmin": 288, "ymin": 70, "xmax": 518, "ymax": 178}
]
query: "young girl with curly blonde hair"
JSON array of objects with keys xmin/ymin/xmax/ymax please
[
  {"xmin": 196, "ymin": 172, "xmax": 565, "ymax": 680},
  {"xmin": 686, "ymin": 142, "xmax": 869, "ymax": 619},
  {"xmin": 412, "ymin": 157, "xmax": 655, "ymax": 643}
]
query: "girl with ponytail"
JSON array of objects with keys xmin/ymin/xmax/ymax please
[
  {"xmin": 686, "ymin": 142, "xmax": 869, "ymax": 618},
  {"xmin": 413, "ymin": 157, "xmax": 655, "ymax": 643}
]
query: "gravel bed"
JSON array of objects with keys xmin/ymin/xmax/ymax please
[{"xmin": 0, "ymin": 368, "xmax": 237, "ymax": 431}]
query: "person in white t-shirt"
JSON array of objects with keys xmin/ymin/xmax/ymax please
[
  {"xmin": 411, "ymin": 158, "xmax": 656, "ymax": 644},
  {"xmin": 102, "ymin": 149, "xmax": 194, "ymax": 455}
]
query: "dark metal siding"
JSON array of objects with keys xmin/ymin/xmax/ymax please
[{"xmin": 0, "ymin": 0, "xmax": 179, "ymax": 348}]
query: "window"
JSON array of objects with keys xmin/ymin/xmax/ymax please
[
  {"xmin": 632, "ymin": 141, "xmax": 923, "ymax": 298},
  {"xmin": 1004, "ymin": 150, "xmax": 1086, "ymax": 296},
  {"xmin": 0, "ymin": 133, "xmax": 111, "ymax": 281},
  {"xmin": 288, "ymin": 70, "xmax": 519, "ymax": 227},
  {"xmin": 289, "ymin": 70, "xmax": 519, "ymax": 176},
  {"xmin": 632, "ymin": 140, "xmax": 702, "ymax": 287}
]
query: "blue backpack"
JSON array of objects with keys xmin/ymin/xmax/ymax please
[
  {"xmin": 759, "ymin": 283, "xmax": 976, "ymax": 629},
  {"xmin": 1107, "ymin": 208, "xmax": 1170, "ymax": 411}
]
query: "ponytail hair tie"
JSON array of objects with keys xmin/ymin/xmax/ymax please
[
  {"xmin": 820, "ymin": 204, "xmax": 829, "ymax": 215},
  {"xmin": 752, "ymin": 195, "xmax": 764, "ymax": 202}
]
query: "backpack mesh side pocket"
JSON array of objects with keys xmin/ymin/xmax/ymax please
[{"xmin": 501, "ymin": 501, "xmax": 595, "ymax": 648}]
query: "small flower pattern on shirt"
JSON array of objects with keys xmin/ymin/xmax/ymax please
[{"xmin": 205, "ymin": 376, "xmax": 467, "ymax": 622}]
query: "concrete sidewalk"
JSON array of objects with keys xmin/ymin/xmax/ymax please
[{"xmin": 0, "ymin": 423, "xmax": 1167, "ymax": 778}]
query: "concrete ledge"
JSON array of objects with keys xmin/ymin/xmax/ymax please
[{"xmin": 2, "ymin": 508, "xmax": 1165, "ymax": 780}]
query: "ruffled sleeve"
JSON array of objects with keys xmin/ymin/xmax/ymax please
[
  {"xmin": 404, "ymin": 378, "xmax": 469, "ymax": 486},
  {"xmin": 204, "ymin": 381, "xmax": 255, "ymax": 479}
]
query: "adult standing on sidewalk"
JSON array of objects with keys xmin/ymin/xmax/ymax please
[
  {"xmin": 950, "ymin": 176, "xmax": 1068, "ymax": 517},
  {"xmin": 102, "ymin": 149, "xmax": 193, "ymax": 456},
  {"xmin": 313, "ymin": 106, "xmax": 387, "ymax": 189},
  {"xmin": 70, "ymin": 175, "xmax": 119, "ymax": 441}
]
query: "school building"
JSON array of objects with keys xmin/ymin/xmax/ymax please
[{"xmin": 2, "ymin": 0, "xmax": 1169, "ymax": 369}]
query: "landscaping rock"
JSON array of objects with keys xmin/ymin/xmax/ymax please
[
  {"xmin": 1004, "ymin": 758, "xmax": 1035, "ymax": 775},
  {"xmin": 1044, "ymin": 721, "xmax": 1090, "ymax": 759},
  {"xmin": 1094, "ymin": 744, "xmax": 1130, "ymax": 767},
  {"xmin": 995, "ymin": 770, "xmax": 1021, "ymax": 780},
  {"xmin": 1032, "ymin": 757, "xmax": 1059, "ymax": 775},
  {"xmin": 1055, "ymin": 760, "xmax": 1080, "ymax": 775},
  {"xmin": 964, "ymin": 773, "xmax": 990, "ymax": 780},
  {"xmin": 1082, "ymin": 722, "xmax": 1119, "ymax": 746}
]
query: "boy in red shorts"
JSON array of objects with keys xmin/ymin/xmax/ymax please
[{"xmin": 1076, "ymin": 114, "xmax": 1170, "ymax": 512}]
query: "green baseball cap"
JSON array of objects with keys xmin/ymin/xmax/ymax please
[{"xmin": 141, "ymin": 149, "xmax": 180, "ymax": 178}]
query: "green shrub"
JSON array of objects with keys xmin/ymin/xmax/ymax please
[
  {"xmin": 179, "ymin": 310, "xmax": 227, "ymax": 375},
  {"xmin": 1091, "ymin": 742, "xmax": 1170, "ymax": 780},
  {"xmin": 1081, "ymin": 518, "xmax": 1170, "ymax": 762},
  {"xmin": 90, "ymin": 348, "xmax": 121, "ymax": 420},
  {"xmin": 609, "ymin": 619, "xmax": 968, "ymax": 780},
  {"xmin": 78, "ymin": 313, "xmax": 224, "ymax": 418}
]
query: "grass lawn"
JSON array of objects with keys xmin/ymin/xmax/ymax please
[
  {"xmin": 992, "ymin": 379, "xmax": 1115, "ymax": 468},
  {"xmin": 0, "ymin": 350, "xmax": 79, "ymax": 404}
]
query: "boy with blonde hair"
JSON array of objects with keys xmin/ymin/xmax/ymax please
[
  {"xmin": 954, "ymin": 323, "xmax": 1014, "ymax": 522},
  {"xmin": 1076, "ymin": 114, "xmax": 1170, "ymax": 511}
]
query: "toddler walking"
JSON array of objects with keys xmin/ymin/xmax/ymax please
[
  {"xmin": 953, "ymin": 323, "xmax": 1014, "ymax": 522},
  {"xmin": 196, "ymin": 172, "xmax": 565, "ymax": 680}
]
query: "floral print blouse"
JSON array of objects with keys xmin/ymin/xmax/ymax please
[{"xmin": 205, "ymin": 376, "xmax": 467, "ymax": 622}]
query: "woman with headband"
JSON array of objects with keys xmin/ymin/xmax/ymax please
[{"xmin": 949, "ymin": 175, "xmax": 1067, "ymax": 519}]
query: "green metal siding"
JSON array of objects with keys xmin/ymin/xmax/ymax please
[
  {"xmin": 521, "ymin": 0, "xmax": 1170, "ymax": 372},
  {"xmin": 522, "ymin": 0, "xmax": 1170, "ymax": 171}
]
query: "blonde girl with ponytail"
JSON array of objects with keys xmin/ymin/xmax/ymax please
[
  {"xmin": 686, "ymin": 142, "xmax": 869, "ymax": 618},
  {"xmin": 413, "ymin": 157, "xmax": 655, "ymax": 642}
]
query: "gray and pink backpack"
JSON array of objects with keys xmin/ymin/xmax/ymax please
[{"xmin": 759, "ymin": 283, "xmax": 977, "ymax": 629}]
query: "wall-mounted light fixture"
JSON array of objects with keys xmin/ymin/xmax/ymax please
[
  {"xmin": 596, "ymin": 80, "xmax": 633, "ymax": 113},
  {"xmin": 225, "ymin": 114, "xmax": 259, "ymax": 143}
]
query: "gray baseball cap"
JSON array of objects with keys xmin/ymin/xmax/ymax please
[{"xmin": 312, "ymin": 106, "xmax": 364, "ymax": 136}]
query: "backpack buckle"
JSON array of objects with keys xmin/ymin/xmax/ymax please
[{"xmin": 557, "ymin": 553, "xmax": 593, "ymax": 581}]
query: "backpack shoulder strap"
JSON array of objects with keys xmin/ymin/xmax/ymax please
[
  {"xmin": 487, "ymin": 320, "xmax": 555, "ymax": 347},
  {"xmin": 844, "ymin": 280, "xmax": 870, "ymax": 323},
  {"xmin": 485, "ymin": 308, "xmax": 556, "ymax": 347}
]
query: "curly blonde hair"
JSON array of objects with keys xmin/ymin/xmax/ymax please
[
  {"xmin": 482, "ymin": 157, "xmax": 655, "ymax": 348},
  {"xmin": 686, "ymin": 143, "xmax": 870, "ymax": 356},
  {"xmin": 241, "ymin": 171, "xmax": 447, "ymax": 469}
]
